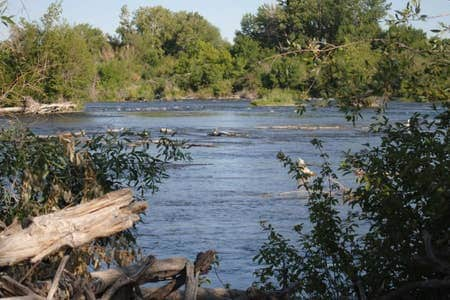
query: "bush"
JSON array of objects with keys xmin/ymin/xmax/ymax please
[
  {"xmin": 254, "ymin": 106, "xmax": 450, "ymax": 298},
  {"xmin": 251, "ymin": 89, "xmax": 303, "ymax": 106},
  {"xmin": 0, "ymin": 124, "xmax": 188, "ymax": 276}
]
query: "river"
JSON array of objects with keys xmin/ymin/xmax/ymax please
[{"xmin": 0, "ymin": 100, "xmax": 434, "ymax": 289}]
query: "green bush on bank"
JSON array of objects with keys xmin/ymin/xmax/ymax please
[
  {"xmin": 0, "ymin": 124, "xmax": 188, "ymax": 277},
  {"xmin": 255, "ymin": 106, "xmax": 450, "ymax": 298},
  {"xmin": 251, "ymin": 89, "xmax": 305, "ymax": 106},
  {"xmin": 1, "ymin": 1, "xmax": 448, "ymax": 106}
]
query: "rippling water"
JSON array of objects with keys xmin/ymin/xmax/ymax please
[{"xmin": 0, "ymin": 100, "xmax": 433, "ymax": 289}]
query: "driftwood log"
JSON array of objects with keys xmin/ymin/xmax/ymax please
[
  {"xmin": 0, "ymin": 97, "xmax": 75, "ymax": 115},
  {"xmin": 0, "ymin": 187, "xmax": 291, "ymax": 299},
  {"xmin": 0, "ymin": 189, "xmax": 146, "ymax": 266}
]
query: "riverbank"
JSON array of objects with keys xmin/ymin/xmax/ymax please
[
  {"xmin": 0, "ymin": 97, "xmax": 79, "ymax": 115},
  {"xmin": 249, "ymin": 89, "xmax": 390, "ymax": 108},
  {"xmin": 0, "ymin": 92, "xmax": 433, "ymax": 116}
]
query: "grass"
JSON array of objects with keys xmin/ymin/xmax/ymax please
[{"xmin": 251, "ymin": 89, "xmax": 303, "ymax": 106}]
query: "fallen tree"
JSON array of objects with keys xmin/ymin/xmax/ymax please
[
  {"xmin": 0, "ymin": 97, "xmax": 76, "ymax": 115},
  {"xmin": 0, "ymin": 188, "xmax": 279, "ymax": 299},
  {"xmin": 0, "ymin": 189, "xmax": 146, "ymax": 267},
  {"xmin": 0, "ymin": 188, "xmax": 295, "ymax": 299}
]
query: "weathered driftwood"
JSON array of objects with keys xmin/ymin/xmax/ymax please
[
  {"xmin": 0, "ymin": 97, "xmax": 75, "ymax": 115},
  {"xmin": 90, "ymin": 251, "xmax": 217, "ymax": 299},
  {"xmin": 0, "ymin": 276, "xmax": 45, "ymax": 299},
  {"xmin": 0, "ymin": 186, "xmax": 291, "ymax": 299},
  {"xmin": 100, "ymin": 256, "xmax": 156, "ymax": 300},
  {"xmin": 142, "ymin": 287, "xmax": 249, "ymax": 300},
  {"xmin": 0, "ymin": 189, "xmax": 147, "ymax": 266},
  {"xmin": 142, "ymin": 286, "xmax": 295, "ymax": 300},
  {"xmin": 90, "ymin": 257, "xmax": 190, "ymax": 294},
  {"xmin": 47, "ymin": 255, "xmax": 70, "ymax": 300}
]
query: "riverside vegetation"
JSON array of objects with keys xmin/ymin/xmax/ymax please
[
  {"xmin": 0, "ymin": 0, "xmax": 448, "ymax": 108},
  {"xmin": 0, "ymin": 0, "xmax": 449, "ymax": 299}
]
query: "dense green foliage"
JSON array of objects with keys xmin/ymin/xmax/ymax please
[
  {"xmin": 0, "ymin": 1, "xmax": 449, "ymax": 298},
  {"xmin": 0, "ymin": 124, "xmax": 188, "ymax": 275},
  {"xmin": 255, "ymin": 107, "xmax": 450, "ymax": 298},
  {"xmin": 0, "ymin": 1, "xmax": 448, "ymax": 107},
  {"xmin": 250, "ymin": 5, "xmax": 449, "ymax": 297}
]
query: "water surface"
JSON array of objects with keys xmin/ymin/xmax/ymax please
[{"xmin": 0, "ymin": 100, "xmax": 432, "ymax": 289}]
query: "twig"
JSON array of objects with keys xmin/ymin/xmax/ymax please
[
  {"xmin": 261, "ymin": 38, "xmax": 450, "ymax": 64},
  {"xmin": 47, "ymin": 255, "xmax": 69, "ymax": 300},
  {"xmin": 100, "ymin": 255, "xmax": 156, "ymax": 300},
  {"xmin": 19, "ymin": 261, "xmax": 41, "ymax": 284},
  {"xmin": 146, "ymin": 277, "xmax": 184, "ymax": 300},
  {"xmin": 0, "ymin": 275, "xmax": 45, "ymax": 299}
]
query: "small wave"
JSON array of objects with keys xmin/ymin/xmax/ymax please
[{"xmin": 256, "ymin": 125, "xmax": 344, "ymax": 130}]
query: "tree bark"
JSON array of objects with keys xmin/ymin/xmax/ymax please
[
  {"xmin": 90, "ymin": 257, "xmax": 190, "ymax": 295},
  {"xmin": 0, "ymin": 97, "xmax": 76, "ymax": 115},
  {"xmin": 0, "ymin": 189, "xmax": 146, "ymax": 266}
]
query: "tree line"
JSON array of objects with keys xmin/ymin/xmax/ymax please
[
  {"xmin": 0, "ymin": 1, "xmax": 449, "ymax": 298},
  {"xmin": 0, "ymin": 0, "xmax": 448, "ymax": 107}
]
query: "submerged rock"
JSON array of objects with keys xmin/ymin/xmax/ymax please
[
  {"xmin": 160, "ymin": 128, "xmax": 177, "ymax": 135},
  {"xmin": 208, "ymin": 128, "xmax": 243, "ymax": 137}
]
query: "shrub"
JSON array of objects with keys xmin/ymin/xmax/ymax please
[
  {"xmin": 254, "ymin": 106, "xmax": 450, "ymax": 298},
  {"xmin": 0, "ymin": 124, "xmax": 188, "ymax": 276},
  {"xmin": 251, "ymin": 89, "xmax": 303, "ymax": 106}
]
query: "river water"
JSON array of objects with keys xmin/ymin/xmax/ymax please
[{"xmin": 0, "ymin": 100, "xmax": 433, "ymax": 289}]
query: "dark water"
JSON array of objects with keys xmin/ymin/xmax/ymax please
[{"xmin": 0, "ymin": 100, "xmax": 434, "ymax": 289}]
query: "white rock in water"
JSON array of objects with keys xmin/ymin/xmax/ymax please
[
  {"xmin": 160, "ymin": 128, "xmax": 176, "ymax": 135},
  {"xmin": 297, "ymin": 158, "xmax": 315, "ymax": 176}
]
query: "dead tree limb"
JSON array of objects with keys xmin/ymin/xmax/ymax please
[
  {"xmin": 0, "ymin": 97, "xmax": 76, "ymax": 115},
  {"xmin": 0, "ymin": 189, "xmax": 147, "ymax": 266},
  {"xmin": 91, "ymin": 251, "xmax": 217, "ymax": 298},
  {"xmin": 0, "ymin": 276, "xmax": 45, "ymax": 299},
  {"xmin": 90, "ymin": 257, "xmax": 190, "ymax": 295},
  {"xmin": 100, "ymin": 255, "xmax": 156, "ymax": 300},
  {"xmin": 46, "ymin": 255, "xmax": 70, "ymax": 300},
  {"xmin": 183, "ymin": 261, "xmax": 198, "ymax": 300},
  {"xmin": 144, "ymin": 278, "xmax": 185, "ymax": 300},
  {"xmin": 142, "ymin": 287, "xmax": 250, "ymax": 300}
]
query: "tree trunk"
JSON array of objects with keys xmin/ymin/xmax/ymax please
[
  {"xmin": 0, "ymin": 189, "xmax": 146, "ymax": 266},
  {"xmin": 0, "ymin": 97, "xmax": 76, "ymax": 115}
]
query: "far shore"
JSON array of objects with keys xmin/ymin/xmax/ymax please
[{"xmin": 0, "ymin": 94, "xmax": 434, "ymax": 116}]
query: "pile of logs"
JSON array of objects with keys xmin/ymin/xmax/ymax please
[
  {"xmin": 0, "ymin": 189, "xmax": 290, "ymax": 299},
  {"xmin": 0, "ymin": 97, "xmax": 76, "ymax": 115}
]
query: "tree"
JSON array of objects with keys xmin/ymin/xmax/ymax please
[
  {"xmin": 131, "ymin": 6, "xmax": 224, "ymax": 56},
  {"xmin": 255, "ymin": 106, "xmax": 450, "ymax": 299},
  {"xmin": 373, "ymin": 25, "xmax": 450, "ymax": 101},
  {"xmin": 238, "ymin": 0, "xmax": 388, "ymax": 49},
  {"xmin": 175, "ymin": 40, "xmax": 233, "ymax": 92},
  {"xmin": 261, "ymin": 56, "xmax": 309, "ymax": 90},
  {"xmin": 315, "ymin": 42, "xmax": 381, "ymax": 104},
  {"xmin": 1, "ymin": 2, "xmax": 98, "ymax": 104},
  {"xmin": 239, "ymin": 4, "xmax": 286, "ymax": 50},
  {"xmin": 254, "ymin": 1, "xmax": 450, "ymax": 298}
]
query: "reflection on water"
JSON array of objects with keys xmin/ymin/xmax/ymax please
[{"xmin": 0, "ymin": 100, "xmax": 433, "ymax": 289}]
